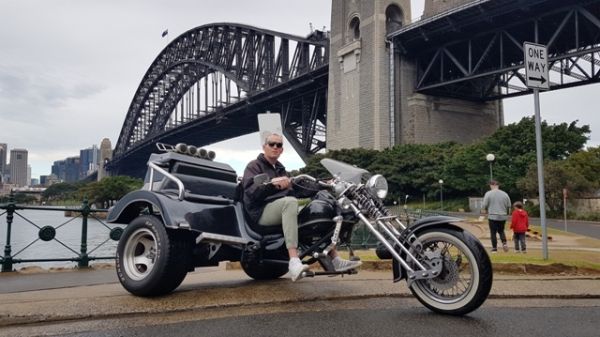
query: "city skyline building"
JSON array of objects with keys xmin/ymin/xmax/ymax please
[
  {"xmin": 64, "ymin": 156, "xmax": 81, "ymax": 182},
  {"xmin": 0, "ymin": 143, "xmax": 6, "ymax": 183},
  {"xmin": 40, "ymin": 174, "xmax": 60, "ymax": 186},
  {"xmin": 51, "ymin": 159, "xmax": 66, "ymax": 182},
  {"xmin": 80, "ymin": 145, "xmax": 100, "ymax": 179},
  {"xmin": 9, "ymin": 148, "xmax": 28, "ymax": 187},
  {"xmin": 51, "ymin": 156, "xmax": 81, "ymax": 183}
]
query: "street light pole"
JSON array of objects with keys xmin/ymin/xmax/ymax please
[
  {"xmin": 438, "ymin": 179, "xmax": 444, "ymax": 210},
  {"xmin": 486, "ymin": 153, "xmax": 495, "ymax": 181}
]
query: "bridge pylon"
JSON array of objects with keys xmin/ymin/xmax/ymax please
[{"xmin": 327, "ymin": 0, "xmax": 503, "ymax": 150}]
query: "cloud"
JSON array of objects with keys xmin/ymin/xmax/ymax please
[{"xmin": 0, "ymin": 65, "xmax": 106, "ymax": 122}]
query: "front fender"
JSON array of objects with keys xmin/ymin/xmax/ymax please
[{"xmin": 392, "ymin": 216, "xmax": 464, "ymax": 282}]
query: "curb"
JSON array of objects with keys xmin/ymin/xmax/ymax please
[{"xmin": 225, "ymin": 260, "xmax": 600, "ymax": 276}]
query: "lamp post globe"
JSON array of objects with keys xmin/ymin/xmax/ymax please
[
  {"xmin": 438, "ymin": 179, "xmax": 444, "ymax": 210},
  {"xmin": 486, "ymin": 153, "xmax": 495, "ymax": 181}
]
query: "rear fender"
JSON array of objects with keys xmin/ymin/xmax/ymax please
[
  {"xmin": 392, "ymin": 216, "xmax": 464, "ymax": 282},
  {"xmin": 106, "ymin": 190, "xmax": 183, "ymax": 228}
]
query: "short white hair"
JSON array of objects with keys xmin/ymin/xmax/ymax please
[{"xmin": 263, "ymin": 132, "xmax": 283, "ymax": 145}]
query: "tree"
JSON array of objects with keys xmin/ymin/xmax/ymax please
[
  {"xmin": 296, "ymin": 117, "xmax": 592, "ymax": 208},
  {"xmin": 564, "ymin": 146, "xmax": 600, "ymax": 190},
  {"xmin": 518, "ymin": 161, "xmax": 594, "ymax": 215},
  {"xmin": 42, "ymin": 182, "xmax": 80, "ymax": 201},
  {"xmin": 449, "ymin": 117, "xmax": 590, "ymax": 197},
  {"xmin": 79, "ymin": 176, "xmax": 143, "ymax": 207},
  {"xmin": 371, "ymin": 143, "xmax": 459, "ymax": 202}
]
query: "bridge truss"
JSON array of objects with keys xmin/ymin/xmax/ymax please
[
  {"xmin": 390, "ymin": 0, "xmax": 600, "ymax": 101},
  {"xmin": 110, "ymin": 23, "xmax": 328, "ymax": 176}
]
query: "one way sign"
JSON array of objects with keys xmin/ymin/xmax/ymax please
[{"xmin": 524, "ymin": 42, "xmax": 550, "ymax": 90}]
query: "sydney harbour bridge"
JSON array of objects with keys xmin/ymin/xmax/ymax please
[{"xmin": 107, "ymin": 0, "xmax": 600, "ymax": 177}]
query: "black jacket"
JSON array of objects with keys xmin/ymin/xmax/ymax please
[{"xmin": 242, "ymin": 153, "xmax": 293, "ymax": 223}]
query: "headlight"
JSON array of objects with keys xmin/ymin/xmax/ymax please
[{"xmin": 366, "ymin": 174, "xmax": 388, "ymax": 199}]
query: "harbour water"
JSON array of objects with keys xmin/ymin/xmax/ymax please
[{"xmin": 0, "ymin": 208, "xmax": 124, "ymax": 270}]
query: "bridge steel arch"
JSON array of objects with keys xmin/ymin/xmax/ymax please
[
  {"xmin": 389, "ymin": 0, "xmax": 600, "ymax": 101},
  {"xmin": 109, "ymin": 23, "xmax": 329, "ymax": 177}
]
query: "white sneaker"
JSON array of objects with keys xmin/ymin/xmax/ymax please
[
  {"xmin": 332, "ymin": 256, "xmax": 362, "ymax": 272},
  {"xmin": 288, "ymin": 258, "xmax": 309, "ymax": 282}
]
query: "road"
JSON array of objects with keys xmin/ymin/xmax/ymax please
[
  {"xmin": 447, "ymin": 211, "xmax": 600, "ymax": 240},
  {"xmin": 4, "ymin": 297, "xmax": 598, "ymax": 337},
  {"xmin": 536, "ymin": 218, "xmax": 600, "ymax": 239}
]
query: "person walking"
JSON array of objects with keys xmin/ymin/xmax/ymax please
[
  {"xmin": 482, "ymin": 180, "xmax": 512, "ymax": 253},
  {"xmin": 510, "ymin": 201, "xmax": 529, "ymax": 253}
]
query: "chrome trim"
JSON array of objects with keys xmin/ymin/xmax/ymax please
[
  {"xmin": 196, "ymin": 232, "xmax": 251, "ymax": 245},
  {"xmin": 147, "ymin": 162, "xmax": 185, "ymax": 200}
]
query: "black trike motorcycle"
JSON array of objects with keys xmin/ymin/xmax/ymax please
[{"xmin": 107, "ymin": 143, "xmax": 492, "ymax": 315}]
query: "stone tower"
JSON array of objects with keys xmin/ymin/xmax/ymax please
[
  {"xmin": 327, "ymin": 0, "xmax": 503, "ymax": 150},
  {"xmin": 97, "ymin": 138, "xmax": 113, "ymax": 180}
]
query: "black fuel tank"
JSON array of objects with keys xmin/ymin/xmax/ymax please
[{"xmin": 297, "ymin": 199, "xmax": 335, "ymax": 237}]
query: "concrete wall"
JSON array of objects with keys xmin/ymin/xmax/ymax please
[{"xmin": 569, "ymin": 198, "xmax": 600, "ymax": 215}]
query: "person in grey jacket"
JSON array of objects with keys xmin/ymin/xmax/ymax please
[{"xmin": 482, "ymin": 180, "xmax": 512, "ymax": 253}]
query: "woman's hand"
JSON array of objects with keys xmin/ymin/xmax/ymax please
[{"xmin": 271, "ymin": 176, "xmax": 291, "ymax": 190}]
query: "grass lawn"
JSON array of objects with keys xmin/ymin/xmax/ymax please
[{"xmin": 343, "ymin": 245, "xmax": 600, "ymax": 273}]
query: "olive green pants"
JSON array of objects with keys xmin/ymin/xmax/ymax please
[{"xmin": 258, "ymin": 196, "xmax": 299, "ymax": 249}]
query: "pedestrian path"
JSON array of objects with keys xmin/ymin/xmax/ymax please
[{"xmin": 0, "ymin": 266, "xmax": 599, "ymax": 330}]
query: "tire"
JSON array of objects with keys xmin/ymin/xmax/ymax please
[
  {"xmin": 407, "ymin": 228, "xmax": 493, "ymax": 315},
  {"xmin": 116, "ymin": 215, "xmax": 191, "ymax": 296}
]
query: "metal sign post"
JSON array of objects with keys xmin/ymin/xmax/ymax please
[{"xmin": 524, "ymin": 42, "xmax": 550, "ymax": 259}]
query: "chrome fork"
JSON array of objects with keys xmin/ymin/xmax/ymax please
[{"xmin": 346, "ymin": 202, "xmax": 441, "ymax": 282}]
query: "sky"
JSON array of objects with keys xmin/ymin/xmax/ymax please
[{"xmin": 0, "ymin": 0, "xmax": 598, "ymax": 180}]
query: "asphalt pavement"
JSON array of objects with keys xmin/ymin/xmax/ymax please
[{"xmin": 0, "ymin": 264, "xmax": 599, "ymax": 331}]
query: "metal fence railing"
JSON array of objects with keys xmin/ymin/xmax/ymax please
[
  {"xmin": 0, "ymin": 192, "xmax": 122, "ymax": 272},
  {"xmin": 349, "ymin": 207, "xmax": 448, "ymax": 249}
]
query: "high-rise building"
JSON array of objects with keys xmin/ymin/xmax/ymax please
[
  {"xmin": 0, "ymin": 143, "xmax": 7, "ymax": 182},
  {"xmin": 9, "ymin": 148, "xmax": 28, "ymax": 187},
  {"xmin": 52, "ymin": 159, "xmax": 67, "ymax": 182},
  {"xmin": 80, "ymin": 145, "xmax": 100, "ymax": 178},
  {"xmin": 40, "ymin": 174, "xmax": 60, "ymax": 186},
  {"xmin": 64, "ymin": 156, "xmax": 81, "ymax": 182}
]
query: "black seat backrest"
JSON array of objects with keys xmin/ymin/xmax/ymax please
[
  {"xmin": 236, "ymin": 183, "xmax": 283, "ymax": 236},
  {"xmin": 233, "ymin": 183, "xmax": 244, "ymax": 202},
  {"xmin": 161, "ymin": 174, "xmax": 237, "ymax": 199}
]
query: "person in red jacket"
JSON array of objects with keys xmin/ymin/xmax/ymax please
[{"xmin": 510, "ymin": 201, "xmax": 529, "ymax": 253}]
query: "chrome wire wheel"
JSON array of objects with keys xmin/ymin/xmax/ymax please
[
  {"xmin": 122, "ymin": 227, "xmax": 158, "ymax": 281},
  {"xmin": 409, "ymin": 229, "xmax": 483, "ymax": 313}
]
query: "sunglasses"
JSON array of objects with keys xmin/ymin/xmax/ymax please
[{"xmin": 267, "ymin": 142, "xmax": 283, "ymax": 148}]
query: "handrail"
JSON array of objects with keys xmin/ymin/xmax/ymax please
[
  {"xmin": 147, "ymin": 162, "xmax": 185, "ymax": 200},
  {"xmin": 1, "ymin": 194, "xmax": 118, "ymax": 272}
]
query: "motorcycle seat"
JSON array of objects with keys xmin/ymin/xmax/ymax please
[
  {"xmin": 235, "ymin": 183, "xmax": 284, "ymax": 236},
  {"xmin": 243, "ymin": 204, "xmax": 284, "ymax": 236}
]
